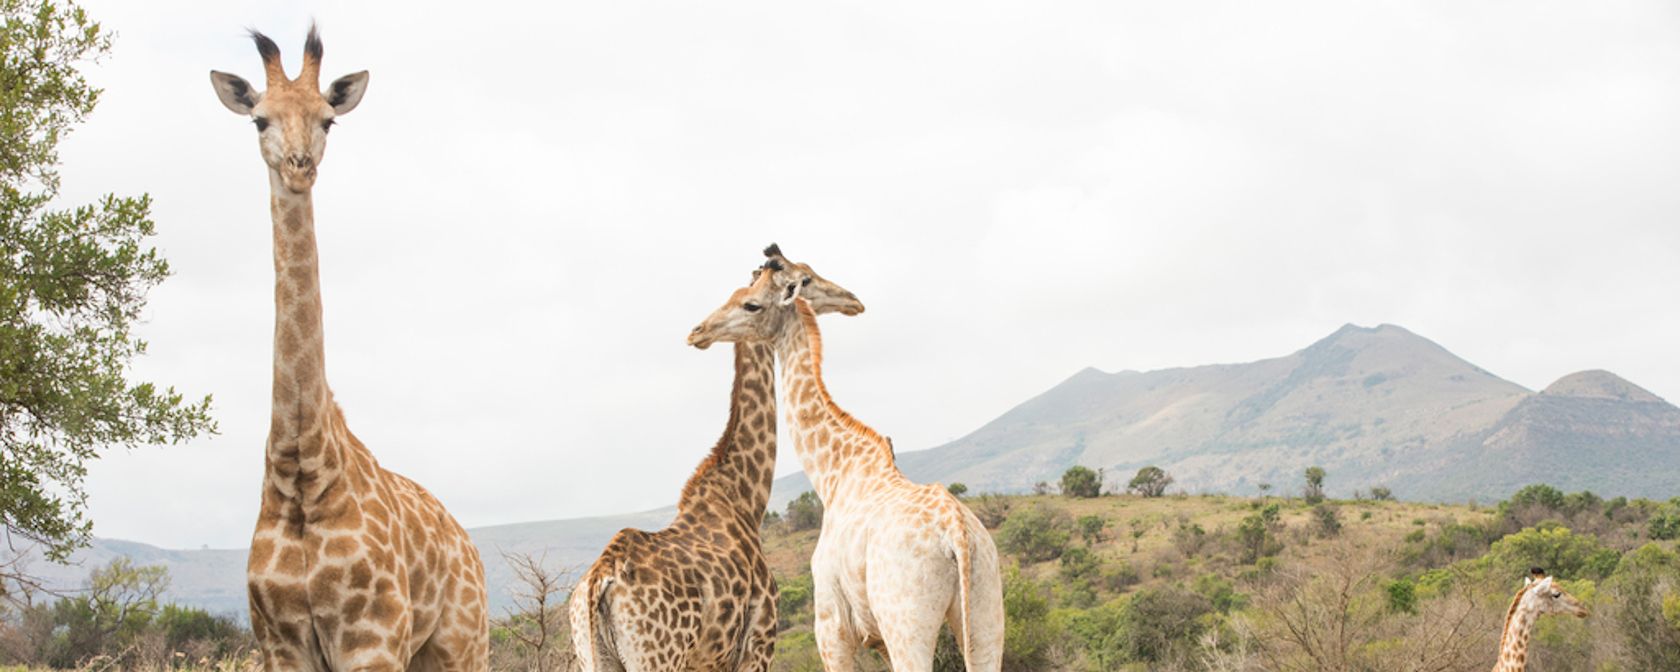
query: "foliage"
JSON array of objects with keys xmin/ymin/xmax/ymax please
[
  {"xmin": 786, "ymin": 491, "xmax": 823, "ymax": 531},
  {"xmin": 1368, "ymin": 486, "xmax": 1392, "ymax": 501},
  {"xmin": 1649, "ymin": 513, "xmax": 1680, "ymax": 541},
  {"xmin": 0, "ymin": 0, "xmax": 215, "ymax": 566},
  {"xmin": 1118, "ymin": 585, "xmax": 1212, "ymax": 662},
  {"xmin": 1126, "ymin": 466, "xmax": 1173, "ymax": 498},
  {"xmin": 1482, "ymin": 524, "xmax": 1612, "ymax": 581},
  {"xmin": 968, "ymin": 493, "xmax": 1012, "ymax": 529},
  {"xmin": 1385, "ymin": 579, "xmax": 1416, "ymax": 614},
  {"xmin": 1059, "ymin": 466, "xmax": 1101, "ymax": 499},
  {"xmin": 1311, "ymin": 503, "xmax": 1342, "ymax": 538},
  {"xmin": 1075, "ymin": 514, "xmax": 1104, "ymax": 545},
  {"xmin": 997, "ymin": 502, "xmax": 1071, "ymax": 563},
  {"xmin": 999, "ymin": 566, "xmax": 1058, "ymax": 672},
  {"xmin": 1302, "ymin": 466, "xmax": 1326, "ymax": 504},
  {"xmin": 1607, "ymin": 543, "xmax": 1680, "ymax": 672},
  {"xmin": 946, "ymin": 482, "xmax": 967, "ymax": 498}
]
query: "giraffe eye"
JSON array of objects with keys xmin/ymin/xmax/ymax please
[
  {"xmin": 1552, "ymin": 591, "xmax": 1561, "ymax": 598},
  {"xmin": 254, "ymin": 117, "xmax": 269, "ymax": 132},
  {"xmin": 801, "ymin": 277, "xmax": 812, "ymax": 287},
  {"xmin": 321, "ymin": 118, "xmax": 335, "ymax": 132},
  {"xmin": 743, "ymin": 302, "xmax": 762, "ymax": 313}
]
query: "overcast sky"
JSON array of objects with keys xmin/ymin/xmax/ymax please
[{"xmin": 51, "ymin": 1, "xmax": 1680, "ymax": 550}]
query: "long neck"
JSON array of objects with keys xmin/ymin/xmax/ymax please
[
  {"xmin": 677, "ymin": 341, "xmax": 778, "ymax": 526},
  {"xmin": 773, "ymin": 299, "xmax": 897, "ymax": 507},
  {"xmin": 1493, "ymin": 591, "xmax": 1536, "ymax": 672},
  {"xmin": 264, "ymin": 174, "xmax": 342, "ymax": 503}
]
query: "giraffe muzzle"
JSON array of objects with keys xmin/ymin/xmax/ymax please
[{"xmin": 687, "ymin": 325, "xmax": 713, "ymax": 350}]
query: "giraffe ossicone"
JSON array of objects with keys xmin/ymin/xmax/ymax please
[
  {"xmin": 212, "ymin": 26, "xmax": 488, "ymax": 672},
  {"xmin": 688, "ymin": 252, "xmax": 1004, "ymax": 672}
]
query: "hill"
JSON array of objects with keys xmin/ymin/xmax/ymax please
[{"xmin": 771, "ymin": 324, "xmax": 1680, "ymax": 506}]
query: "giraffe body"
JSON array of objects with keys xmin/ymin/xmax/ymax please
[
  {"xmin": 569, "ymin": 343, "xmax": 781, "ymax": 672},
  {"xmin": 212, "ymin": 28, "xmax": 488, "ymax": 672},
  {"xmin": 1492, "ymin": 572, "xmax": 1589, "ymax": 672},
  {"xmin": 689, "ymin": 261, "xmax": 1003, "ymax": 672}
]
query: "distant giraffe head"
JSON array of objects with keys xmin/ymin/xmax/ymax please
[
  {"xmin": 758, "ymin": 243, "xmax": 865, "ymax": 316},
  {"xmin": 688, "ymin": 258, "xmax": 801, "ymax": 349},
  {"xmin": 209, "ymin": 25, "xmax": 368, "ymax": 193},
  {"xmin": 1516, "ymin": 570, "xmax": 1589, "ymax": 619}
]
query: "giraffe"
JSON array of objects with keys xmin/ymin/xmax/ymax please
[
  {"xmin": 568, "ymin": 252, "xmax": 863, "ymax": 672},
  {"xmin": 1492, "ymin": 568, "xmax": 1589, "ymax": 672},
  {"xmin": 687, "ymin": 260, "xmax": 1004, "ymax": 672},
  {"xmin": 210, "ymin": 27, "xmax": 488, "ymax": 672}
]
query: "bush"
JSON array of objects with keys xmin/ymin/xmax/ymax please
[
  {"xmin": 1000, "ymin": 566, "xmax": 1060, "ymax": 672},
  {"xmin": 1483, "ymin": 524, "xmax": 1609, "ymax": 581},
  {"xmin": 1386, "ymin": 579, "xmax": 1417, "ymax": 614},
  {"xmin": 998, "ymin": 502, "xmax": 1073, "ymax": 563},
  {"xmin": 1076, "ymin": 515, "xmax": 1106, "ymax": 545},
  {"xmin": 1120, "ymin": 586, "xmax": 1213, "ymax": 662},
  {"xmin": 787, "ymin": 491, "xmax": 823, "ymax": 531},
  {"xmin": 1313, "ymin": 504, "xmax": 1343, "ymax": 538},
  {"xmin": 969, "ymin": 494, "xmax": 1013, "ymax": 529}
]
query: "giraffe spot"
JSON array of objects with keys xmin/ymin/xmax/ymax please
[
  {"xmin": 341, "ymin": 627, "xmax": 381, "ymax": 652},
  {"xmin": 324, "ymin": 536, "xmax": 360, "ymax": 557},
  {"xmin": 276, "ymin": 546, "xmax": 305, "ymax": 574},
  {"xmin": 369, "ymin": 592, "xmax": 402, "ymax": 623}
]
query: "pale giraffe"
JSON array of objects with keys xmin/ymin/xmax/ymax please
[
  {"xmin": 569, "ymin": 254, "xmax": 863, "ymax": 672},
  {"xmin": 1493, "ymin": 568, "xmax": 1589, "ymax": 672},
  {"xmin": 687, "ymin": 258, "xmax": 1004, "ymax": 672},
  {"xmin": 210, "ymin": 27, "xmax": 488, "ymax": 672}
]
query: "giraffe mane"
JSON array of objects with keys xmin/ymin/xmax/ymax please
[
  {"xmin": 794, "ymin": 298, "xmax": 896, "ymax": 463},
  {"xmin": 678, "ymin": 342, "xmax": 750, "ymax": 509},
  {"xmin": 1497, "ymin": 577, "xmax": 1537, "ymax": 655}
]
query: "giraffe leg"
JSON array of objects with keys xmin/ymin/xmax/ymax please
[{"xmin": 813, "ymin": 583, "xmax": 861, "ymax": 672}]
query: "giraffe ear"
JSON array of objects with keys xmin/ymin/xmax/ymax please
[
  {"xmin": 325, "ymin": 71, "xmax": 369, "ymax": 114},
  {"xmin": 210, "ymin": 71, "xmax": 260, "ymax": 115},
  {"xmin": 780, "ymin": 278, "xmax": 803, "ymax": 306}
]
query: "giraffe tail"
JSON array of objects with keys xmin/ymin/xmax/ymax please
[
  {"xmin": 939, "ymin": 490, "xmax": 978, "ymax": 672},
  {"xmin": 569, "ymin": 565, "xmax": 619, "ymax": 672}
]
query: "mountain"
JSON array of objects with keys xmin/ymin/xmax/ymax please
[{"xmin": 770, "ymin": 324, "xmax": 1679, "ymax": 505}]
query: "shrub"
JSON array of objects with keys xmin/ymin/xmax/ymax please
[
  {"xmin": 1386, "ymin": 579, "xmax": 1416, "ymax": 614},
  {"xmin": 1000, "ymin": 566, "xmax": 1060, "ymax": 672},
  {"xmin": 1077, "ymin": 514, "xmax": 1106, "ymax": 545},
  {"xmin": 1313, "ymin": 504, "xmax": 1343, "ymax": 538},
  {"xmin": 1061, "ymin": 466, "xmax": 1102, "ymax": 498},
  {"xmin": 1120, "ymin": 586, "xmax": 1213, "ymax": 662},
  {"xmin": 998, "ymin": 502, "xmax": 1073, "ymax": 563},
  {"xmin": 970, "ymin": 494, "xmax": 1013, "ymax": 529}
]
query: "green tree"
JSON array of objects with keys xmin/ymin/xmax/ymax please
[
  {"xmin": 786, "ymin": 491, "xmax": 823, "ymax": 531},
  {"xmin": 946, "ymin": 482, "xmax": 967, "ymax": 498},
  {"xmin": 1303, "ymin": 466, "xmax": 1327, "ymax": 504},
  {"xmin": 1126, "ymin": 466, "xmax": 1173, "ymax": 498},
  {"xmin": 0, "ymin": 0, "xmax": 215, "ymax": 568},
  {"xmin": 1060, "ymin": 466, "xmax": 1101, "ymax": 499},
  {"xmin": 1076, "ymin": 514, "xmax": 1105, "ymax": 545},
  {"xmin": 47, "ymin": 557, "xmax": 168, "ymax": 667}
]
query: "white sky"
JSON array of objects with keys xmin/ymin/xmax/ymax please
[{"xmin": 50, "ymin": 1, "xmax": 1680, "ymax": 550}]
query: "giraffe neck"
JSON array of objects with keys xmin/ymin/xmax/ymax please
[
  {"xmin": 773, "ymin": 299, "xmax": 897, "ymax": 508},
  {"xmin": 263, "ymin": 173, "xmax": 343, "ymax": 504},
  {"xmin": 1493, "ymin": 595, "xmax": 1536, "ymax": 672},
  {"xmin": 677, "ymin": 341, "xmax": 778, "ymax": 526}
]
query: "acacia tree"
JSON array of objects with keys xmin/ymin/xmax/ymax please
[
  {"xmin": 1, "ymin": 0, "xmax": 214, "ymax": 575},
  {"xmin": 1127, "ymin": 466, "xmax": 1173, "ymax": 498},
  {"xmin": 1303, "ymin": 466, "xmax": 1327, "ymax": 504}
]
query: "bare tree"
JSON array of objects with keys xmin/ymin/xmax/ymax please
[{"xmin": 497, "ymin": 551, "xmax": 582, "ymax": 672}]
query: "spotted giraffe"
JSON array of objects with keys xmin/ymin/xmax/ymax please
[
  {"xmin": 1493, "ymin": 568, "xmax": 1589, "ymax": 672},
  {"xmin": 210, "ymin": 27, "xmax": 488, "ymax": 672},
  {"xmin": 687, "ymin": 260, "xmax": 1003, "ymax": 672},
  {"xmin": 570, "ymin": 251, "xmax": 862, "ymax": 672}
]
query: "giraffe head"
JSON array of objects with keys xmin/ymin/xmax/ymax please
[
  {"xmin": 209, "ymin": 26, "xmax": 368, "ymax": 193},
  {"xmin": 1520, "ymin": 570, "xmax": 1589, "ymax": 619},
  {"xmin": 688, "ymin": 259, "xmax": 804, "ymax": 350},
  {"xmin": 757, "ymin": 243, "xmax": 865, "ymax": 316}
]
